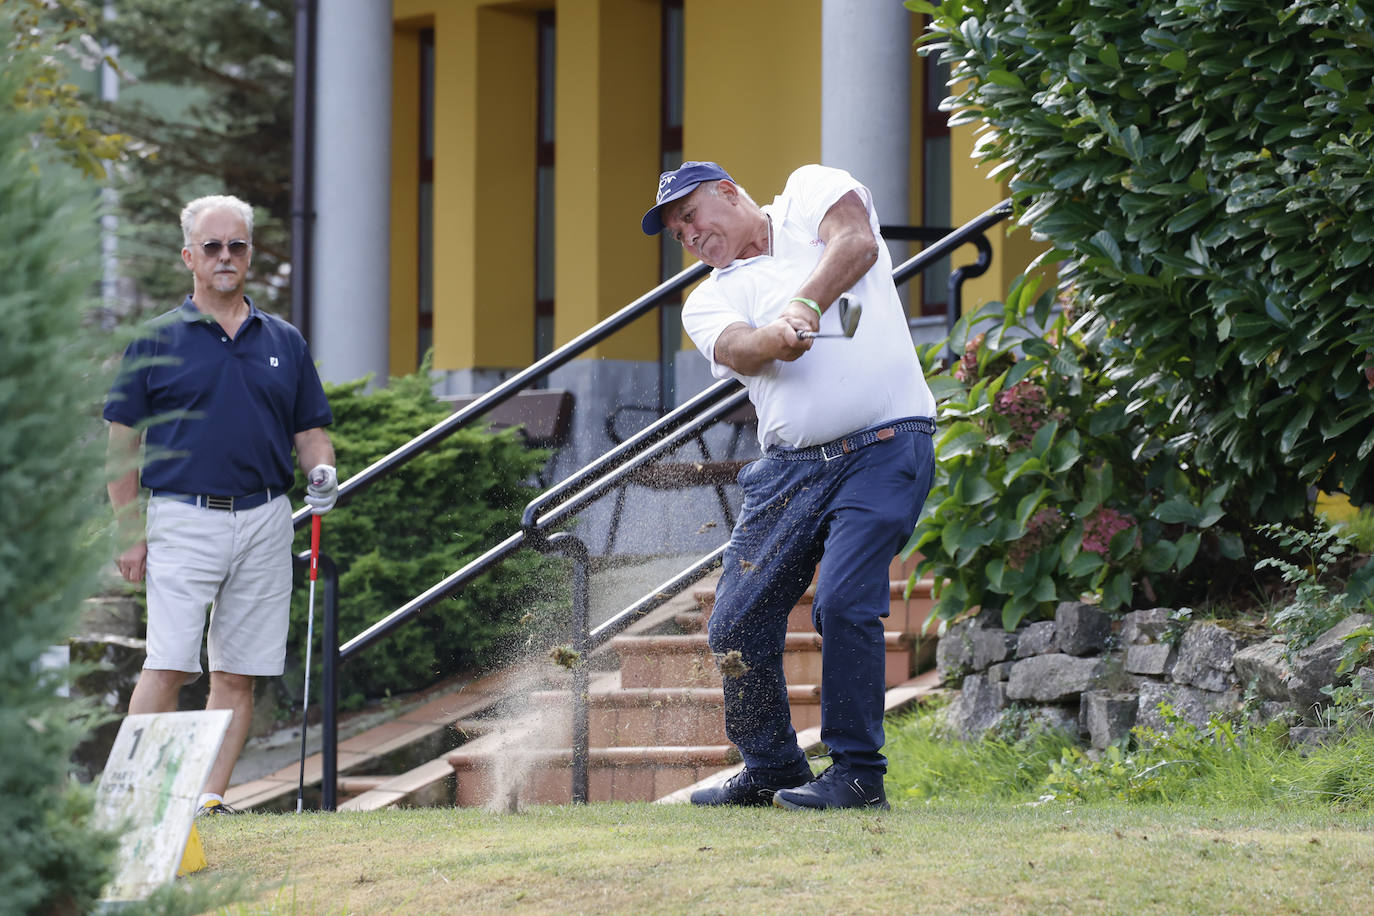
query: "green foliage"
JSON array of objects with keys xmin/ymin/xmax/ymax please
[
  {"xmin": 283, "ymin": 370, "xmax": 568, "ymax": 709},
  {"xmin": 886, "ymin": 702, "xmax": 1374, "ymax": 809},
  {"xmin": 0, "ymin": 40, "xmax": 118, "ymax": 914},
  {"xmin": 1336, "ymin": 506, "xmax": 1374, "ymax": 553},
  {"xmin": 1256, "ymin": 521, "xmax": 1374, "ymax": 653},
  {"xmin": 911, "ymin": 0, "xmax": 1374, "ymax": 519},
  {"xmin": 908, "ymin": 278, "xmax": 1240, "ymax": 628},
  {"xmin": 92, "ymin": 0, "xmax": 295, "ymax": 311},
  {"xmin": 2, "ymin": 0, "xmax": 133, "ymax": 176}
]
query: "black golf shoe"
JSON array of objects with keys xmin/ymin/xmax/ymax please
[
  {"xmin": 689, "ymin": 759, "xmax": 814, "ymax": 807},
  {"xmin": 772, "ymin": 766, "xmax": 889, "ymax": 811}
]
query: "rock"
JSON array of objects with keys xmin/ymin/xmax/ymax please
[
  {"xmin": 1054, "ymin": 602, "xmax": 1112, "ymax": 656},
  {"xmin": 947, "ymin": 673, "xmax": 1007, "ymax": 740},
  {"xmin": 1136, "ymin": 680, "xmax": 1241, "ymax": 732},
  {"xmin": 1172, "ymin": 622, "xmax": 1246, "ymax": 692},
  {"xmin": 1287, "ymin": 725, "xmax": 1337, "ymax": 751},
  {"xmin": 972, "ymin": 626, "xmax": 1019, "ymax": 670},
  {"xmin": 1006, "ymin": 654, "xmax": 1105, "ymax": 703},
  {"xmin": 936, "ymin": 619, "xmax": 977, "ymax": 683},
  {"xmin": 1080, "ymin": 690, "xmax": 1137, "ymax": 749},
  {"xmin": 986, "ymin": 661, "xmax": 1013, "ymax": 683},
  {"xmin": 1016, "ymin": 620, "xmax": 1057, "ymax": 658},
  {"xmin": 1287, "ymin": 614, "xmax": 1374, "ymax": 714},
  {"xmin": 1124, "ymin": 642, "xmax": 1176, "ymax": 677},
  {"xmin": 1120, "ymin": 608, "xmax": 1172, "ymax": 646},
  {"xmin": 1232, "ymin": 636, "xmax": 1291, "ymax": 701}
]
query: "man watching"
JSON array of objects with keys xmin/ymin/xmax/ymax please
[{"xmin": 105, "ymin": 194, "xmax": 337, "ymax": 815}]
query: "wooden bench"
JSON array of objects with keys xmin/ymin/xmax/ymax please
[
  {"xmin": 437, "ymin": 389, "xmax": 574, "ymax": 450},
  {"xmin": 438, "ymin": 389, "xmax": 575, "ymax": 486}
]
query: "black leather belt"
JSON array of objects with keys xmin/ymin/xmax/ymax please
[
  {"xmin": 152, "ymin": 489, "xmax": 279, "ymax": 511},
  {"xmin": 766, "ymin": 417, "xmax": 936, "ymax": 462}
]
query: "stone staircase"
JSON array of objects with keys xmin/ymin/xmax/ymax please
[
  {"xmin": 445, "ymin": 557, "xmax": 937, "ymax": 807},
  {"xmin": 227, "ymin": 557, "xmax": 937, "ymax": 811}
]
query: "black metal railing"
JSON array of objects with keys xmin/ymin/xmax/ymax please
[{"xmin": 302, "ymin": 204, "xmax": 1013, "ymax": 808}]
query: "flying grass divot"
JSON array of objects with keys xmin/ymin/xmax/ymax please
[
  {"xmin": 549, "ymin": 645, "xmax": 582, "ymax": 669},
  {"xmin": 717, "ymin": 650, "xmax": 750, "ymax": 679}
]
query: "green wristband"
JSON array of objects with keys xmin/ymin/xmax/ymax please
[{"xmin": 789, "ymin": 296, "xmax": 823, "ymax": 318}]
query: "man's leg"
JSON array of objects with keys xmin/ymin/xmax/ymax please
[
  {"xmin": 707, "ymin": 457, "xmax": 825, "ymax": 772},
  {"xmin": 201, "ymin": 671, "xmax": 254, "ymax": 798},
  {"xmin": 775, "ymin": 428, "xmax": 934, "ymax": 811},
  {"xmin": 811, "ymin": 428, "xmax": 933, "ymax": 777},
  {"xmin": 127, "ymin": 668, "xmax": 194, "ymax": 715}
]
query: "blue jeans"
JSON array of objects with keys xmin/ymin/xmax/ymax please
[{"xmin": 707, "ymin": 419, "xmax": 935, "ymax": 778}]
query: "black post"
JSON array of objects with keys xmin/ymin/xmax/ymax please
[
  {"xmin": 290, "ymin": 0, "xmax": 317, "ymax": 338},
  {"xmin": 320, "ymin": 554, "xmax": 338, "ymax": 811},
  {"xmin": 546, "ymin": 532, "xmax": 591, "ymax": 803}
]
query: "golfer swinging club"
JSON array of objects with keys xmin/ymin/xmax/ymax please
[
  {"xmin": 105, "ymin": 194, "xmax": 337, "ymax": 816},
  {"xmin": 642, "ymin": 162, "xmax": 936, "ymax": 810}
]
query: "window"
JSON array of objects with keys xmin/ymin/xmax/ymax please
[
  {"xmin": 417, "ymin": 28, "xmax": 435, "ymax": 363},
  {"xmin": 534, "ymin": 11, "xmax": 556, "ymax": 360}
]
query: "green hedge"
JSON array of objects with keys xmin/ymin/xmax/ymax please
[
  {"xmin": 912, "ymin": 0, "xmax": 1374, "ymax": 521},
  {"xmin": 0, "ymin": 49, "xmax": 117, "ymax": 915},
  {"xmin": 284, "ymin": 371, "xmax": 568, "ymax": 710}
]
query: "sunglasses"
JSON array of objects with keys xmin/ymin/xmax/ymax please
[{"xmin": 199, "ymin": 239, "xmax": 251, "ymax": 257}]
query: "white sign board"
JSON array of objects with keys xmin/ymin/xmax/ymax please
[{"xmin": 93, "ymin": 710, "xmax": 232, "ymax": 903}]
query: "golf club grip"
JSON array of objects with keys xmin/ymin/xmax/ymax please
[{"xmin": 310, "ymin": 514, "xmax": 321, "ymax": 581}]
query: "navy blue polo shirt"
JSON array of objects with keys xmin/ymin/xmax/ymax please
[{"xmin": 104, "ymin": 296, "xmax": 333, "ymax": 495}]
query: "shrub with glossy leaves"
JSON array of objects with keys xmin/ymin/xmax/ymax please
[
  {"xmin": 907, "ymin": 278, "xmax": 1242, "ymax": 628},
  {"xmin": 910, "ymin": 0, "xmax": 1374, "ymax": 520}
]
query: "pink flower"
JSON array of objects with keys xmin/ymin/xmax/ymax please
[
  {"xmin": 953, "ymin": 333, "xmax": 985, "ymax": 383},
  {"xmin": 1007, "ymin": 507, "xmax": 1067, "ymax": 570},
  {"xmin": 1081, "ymin": 507, "xmax": 1135, "ymax": 557},
  {"xmin": 994, "ymin": 381, "xmax": 1063, "ymax": 448}
]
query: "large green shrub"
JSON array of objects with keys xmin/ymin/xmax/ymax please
[
  {"xmin": 909, "ymin": 279, "xmax": 1241, "ymax": 627},
  {"xmin": 911, "ymin": 0, "xmax": 1374, "ymax": 521},
  {"xmin": 0, "ymin": 43, "xmax": 118, "ymax": 915},
  {"xmin": 284, "ymin": 372, "xmax": 567, "ymax": 709}
]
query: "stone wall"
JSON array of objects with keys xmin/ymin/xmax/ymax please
[{"xmin": 937, "ymin": 602, "xmax": 1374, "ymax": 748}]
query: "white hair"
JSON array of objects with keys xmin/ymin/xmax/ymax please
[
  {"xmin": 180, "ymin": 195, "xmax": 254, "ymax": 247},
  {"xmin": 700, "ymin": 180, "xmax": 755, "ymax": 205}
]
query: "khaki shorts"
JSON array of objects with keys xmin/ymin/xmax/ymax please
[{"xmin": 144, "ymin": 494, "xmax": 293, "ymax": 677}]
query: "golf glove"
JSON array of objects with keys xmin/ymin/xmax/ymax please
[{"xmin": 305, "ymin": 464, "xmax": 338, "ymax": 515}]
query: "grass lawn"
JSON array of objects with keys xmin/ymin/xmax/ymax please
[{"xmin": 194, "ymin": 800, "xmax": 1374, "ymax": 914}]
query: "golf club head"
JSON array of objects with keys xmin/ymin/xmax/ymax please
[{"xmin": 798, "ymin": 295, "xmax": 862, "ymax": 339}]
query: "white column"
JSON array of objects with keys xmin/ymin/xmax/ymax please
[
  {"xmin": 312, "ymin": 0, "xmax": 393, "ymax": 386},
  {"xmin": 820, "ymin": 0, "xmax": 912, "ymax": 234}
]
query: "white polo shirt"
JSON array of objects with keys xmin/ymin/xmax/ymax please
[{"xmin": 682, "ymin": 165, "xmax": 936, "ymax": 450}]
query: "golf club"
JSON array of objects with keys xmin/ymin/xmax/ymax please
[
  {"xmin": 797, "ymin": 295, "xmax": 862, "ymax": 339},
  {"xmin": 296, "ymin": 510, "xmax": 322, "ymax": 814}
]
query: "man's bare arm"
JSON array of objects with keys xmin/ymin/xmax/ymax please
[
  {"xmin": 778, "ymin": 190, "xmax": 880, "ymax": 330},
  {"xmin": 107, "ymin": 422, "xmax": 146, "ymax": 582},
  {"xmin": 293, "ymin": 427, "xmax": 335, "ymax": 474}
]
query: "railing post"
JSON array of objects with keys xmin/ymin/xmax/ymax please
[{"xmin": 545, "ymin": 532, "xmax": 591, "ymax": 804}]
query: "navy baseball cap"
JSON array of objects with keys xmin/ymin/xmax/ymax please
[{"xmin": 641, "ymin": 161, "xmax": 733, "ymax": 235}]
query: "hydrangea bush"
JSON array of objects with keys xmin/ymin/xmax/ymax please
[{"xmin": 906, "ymin": 278, "xmax": 1238, "ymax": 629}]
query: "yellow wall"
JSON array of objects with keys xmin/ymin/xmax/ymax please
[
  {"xmin": 553, "ymin": 0, "xmax": 663, "ymax": 360},
  {"xmin": 682, "ymin": 0, "xmax": 822, "ymax": 199},
  {"xmin": 949, "ymin": 123, "xmax": 1050, "ymax": 311},
  {"xmin": 423, "ymin": 2, "xmax": 539, "ymax": 371}
]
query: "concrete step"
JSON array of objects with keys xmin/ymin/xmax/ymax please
[
  {"xmin": 448, "ymin": 744, "xmax": 740, "ymax": 806},
  {"xmin": 613, "ymin": 631, "xmax": 915, "ymax": 690},
  {"xmin": 527, "ymin": 680, "xmax": 823, "ymax": 746}
]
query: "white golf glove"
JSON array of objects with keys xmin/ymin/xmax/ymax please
[{"xmin": 305, "ymin": 464, "xmax": 338, "ymax": 515}]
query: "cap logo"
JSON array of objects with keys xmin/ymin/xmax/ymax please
[{"xmin": 657, "ymin": 174, "xmax": 677, "ymax": 202}]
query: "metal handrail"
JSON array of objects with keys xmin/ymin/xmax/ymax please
[
  {"xmin": 289, "ymin": 260, "xmax": 712, "ymax": 531},
  {"xmin": 310, "ymin": 205, "xmax": 1014, "ymax": 808}
]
